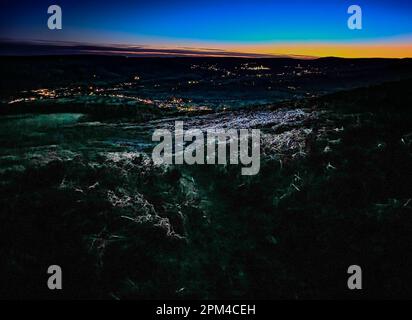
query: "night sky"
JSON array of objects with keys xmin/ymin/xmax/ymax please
[{"xmin": 1, "ymin": 0, "xmax": 411, "ymax": 57}]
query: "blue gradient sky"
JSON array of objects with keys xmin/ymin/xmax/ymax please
[{"xmin": 1, "ymin": 0, "xmax": 412, "ymax": 57}]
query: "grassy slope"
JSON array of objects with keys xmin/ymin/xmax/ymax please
[{"xmin": 0, "ymin": 79, "xmax": 411, "ymax": 299}]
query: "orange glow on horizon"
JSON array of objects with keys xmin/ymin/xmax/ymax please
[
  {"xmin": 225, "ymin": 42, "xmax": 412, "ymax": 59},
  {"xmin": 56, "ymin": 38, "xmax": 412, "ymax": 59}
]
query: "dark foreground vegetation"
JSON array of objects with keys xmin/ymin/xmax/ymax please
[{"xmin": 0, "ymin": 74, "xmax": 411, "ymax": 299}]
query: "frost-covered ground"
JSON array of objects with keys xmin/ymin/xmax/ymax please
[{"xmin": 1, "ymin": 79, "xmax": 412, "ymax": 299}]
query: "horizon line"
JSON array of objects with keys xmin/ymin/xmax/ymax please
[{"xmin": 1, "ymin": 39, "xmax": 412, "ymax": 59}]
